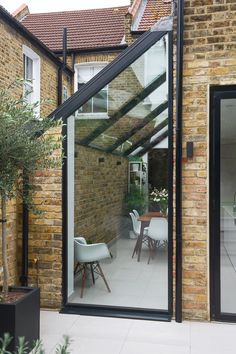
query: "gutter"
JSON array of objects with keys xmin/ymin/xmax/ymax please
[
  {"xmin": 53, "ymin": 44, "xmax": 128, "ymax": 56},
  {"xmin": 175, "ymin": 0, "xmax": 184, "ymax": 323}
]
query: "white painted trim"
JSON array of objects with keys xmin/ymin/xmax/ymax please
[
  {"xmin": 74, "ymin": 62, "xmax": 109, "ymax": 118},
  {"xmin": 22, "ymin": 45, "xmax": 41, "ymax": 115},
  {"xmin": 74, "ymin": 61, "xmax": 108, "ymax": 93}
]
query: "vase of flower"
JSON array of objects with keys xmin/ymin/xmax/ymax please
[{"xmin": 149, "ymin": 188, "xmax": 168, "ymax": 216}]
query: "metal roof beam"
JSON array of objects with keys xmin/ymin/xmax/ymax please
[
  {"xmin": 124, "ymin": 118, "xmax": 168, "ymax": 156},
  {"xmin": 78, "ymin": 71, "xmax": 166, "ymax": 145},
  {"xmin": 106, "ymin": 100, "xmax": 168, "ymax": 153},
  {"xmin": 136, "ymin": 130, "xmax": 168, "ymax": 156}
]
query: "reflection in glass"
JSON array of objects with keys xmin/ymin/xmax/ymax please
[
  {"xmin": 67, "ymin": 34, "xmax": 169, "ymax": 311},
  {"xmin": 220, "ymin": 98, "xmax": 236, "ymax": 313}
]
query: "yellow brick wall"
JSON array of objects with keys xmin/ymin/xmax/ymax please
[
  {"xmin": 0, "ymin": 18, "xmax": 72, "ymax": 307},
  {"xmin": 182, "ymin": 0, "xmax": 236, "ymax": 320},
  {"xmin": 74, "ymin": 145, "xmax": 128, "ymax": 244}
]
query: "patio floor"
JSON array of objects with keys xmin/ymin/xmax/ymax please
[
  {"xmin": 69, "ymin": 238, "xmax": 168, "ymax": 309},
  {"xmin": 40, "ymin": 310, "xmax": 236, "ymax": 354}
]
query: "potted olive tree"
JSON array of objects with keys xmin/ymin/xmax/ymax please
[{"xmin": 0, "ymin": 83, "xmax": 62, "ymax": 351}]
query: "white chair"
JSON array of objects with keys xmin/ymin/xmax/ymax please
[
  {"xmin": 129, "ymin": 212, "xmax": 150, "ymax": 259},
  {"xmin": 147, "ymin": 217, "xmax": 168, "ymax": 264},
  {"xmin": 129, "ymin": 212, "xmax": 148, "ymax": 236},
  {"xmin": 129, "ymin": 212, "xmax": 141, "ymax": 237},
  {"xmin": 132, "ymin": 209, "xmax": 140, "ymax": 219},
  {"xmin": 74, "ymin": 237, "xmax": 111, "ymax": 298}
]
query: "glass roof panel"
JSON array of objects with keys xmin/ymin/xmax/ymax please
[{"xmin": 74, "ymin": 34, "xmax": 169, "ymax": 156}]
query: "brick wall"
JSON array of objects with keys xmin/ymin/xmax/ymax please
[
  {"xmin": 0, "ymin": 18, "xmax": 72, "ymax": 307},
  {"xmin": 181, "ymin": 0, "xmax": 236, "ymax": 320},
  {"xmin": 74, "ymin": 145, "xmax": 128, "ymax": 244}
]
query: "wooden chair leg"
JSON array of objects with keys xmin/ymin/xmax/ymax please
[
  {"xmin": 90, "ymin": 264, "xmax": 95, "ymax": 284},
  {"xmin": 74, "ymin": 262, "xmax": 80, "ymax": 275},
  {"xmin": 97, "ymin": 262, "xmax": 111, "ymax": 293},
  {"xmin": 80, "ymin": 265, "xmax": 86, "ymax": 298},
  {"xmin": 132, "ymin": 236, "xmax": 139, "ymax": 258},
  {"xmin": 148, "ymin": 238, "xmax": 154, "ymax": 264}
]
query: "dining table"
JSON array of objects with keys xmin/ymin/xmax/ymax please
[{"xmin": 132, "ymin": 211, "xmax": 162, "ymax": 262}]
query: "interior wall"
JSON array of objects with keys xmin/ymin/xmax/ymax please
[{"xmin": 74, "ymin": 145, "xmax": 128, "ymax": 244}]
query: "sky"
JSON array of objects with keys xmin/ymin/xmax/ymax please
[{"xmin": 0, "ymin": 0, "xmax": 130, "ymax": 13}]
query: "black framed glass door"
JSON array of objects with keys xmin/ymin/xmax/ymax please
[
  {"xmin": 210, "ymin": 86, "xmax": 236, "ymax": 322},
  {"xmin": 57, "ymin": 29, "xmax": 173, "ymax": 320}
]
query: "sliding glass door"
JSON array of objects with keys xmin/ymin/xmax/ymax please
[{"xmin": 210, "ymin": 86, "xmax": 236, "ymax": 321}]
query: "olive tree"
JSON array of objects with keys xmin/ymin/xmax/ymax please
[{"xmin": 0, "ymin": 83, "xmax": 62, "ymax": 296}]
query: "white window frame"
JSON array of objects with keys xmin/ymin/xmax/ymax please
[
  {"xmin": 23, "ymin": 45, "xmax": 41, "ymax": 115},
  {"xmin": 74, "ymin": 62, "xmax": 108, "ymax": 119},
  {"xmin": 63, "ymin": 85, "xmax": 69, "ymax": 103}
]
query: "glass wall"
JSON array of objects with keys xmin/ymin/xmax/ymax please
[
  {"xmin": 220, "ymin": 98, "xmax": 236, "ymax": 313},
  {"xmin": 66, "ymin": 33, "xmax": 171, "ymax": 312}
]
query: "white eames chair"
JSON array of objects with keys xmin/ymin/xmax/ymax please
[
  {"xmin": 74, "ymin": 237, "xmax": 111, "ymax": 298},
  {"xmin": 147, "ymin": 217, "xmax": 168, "ymax": 264}
]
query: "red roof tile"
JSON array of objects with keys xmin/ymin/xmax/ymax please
[
  {"xmin": 138, "ymin": 0, "xmax": 172, "ymax": 31},
  {"xmin": 21, "ymin": 6, "xmax": 129, "ymax": 52}
]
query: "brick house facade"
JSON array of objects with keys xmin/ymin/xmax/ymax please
[
  {"xmin": 1, "ymin": 0, "xmax": 236, "ymax": 322},
  {"xmin": 0, "ymin": 6, "xmax": 73, "ymax": 307}
]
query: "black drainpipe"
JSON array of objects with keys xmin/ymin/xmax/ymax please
[
  {"xmin": 20, "ymin": 176, "xmax": 29, "ymax": 286},
  {"xmin": 175, "ymin": 0, "xmax": 184, "ymax": 323},
  {"xmin": 58, "ymin": 28, "xmax": 68, "ymax": 106},
  {"xmin": 58, "ymin": 67, "xmax": 63, "ymax": 106}
]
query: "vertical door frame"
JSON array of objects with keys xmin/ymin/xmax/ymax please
[{"xmin": 210, "ymin": 85, "xmax": 236, "ymax": 322}]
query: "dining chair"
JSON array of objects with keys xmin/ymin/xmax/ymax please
[
  {"xmin": 129, "ymin": 212, "xmax": 149, "ymax": 258},
  {"xmin": 74, "ymin": 237, "xmax": 111, "ymax": 298},
  {"xmin": 147, "ymin": 217, "xmax": 168, "ymax": 264},
  {"xmin": 132, "ymin": 209, "xmax": 140, "ymax": 219}
]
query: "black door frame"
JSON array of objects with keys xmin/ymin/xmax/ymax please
[
  {"xmin": 59, "ymin": 30, "xmax": 174, "ymax": 321},
  {"xmin": 210, "ymin": 85, "xmax": 236, "ymax": 322}
]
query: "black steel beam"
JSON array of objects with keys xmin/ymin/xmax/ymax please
[
  {"xmin": 79, "ymin": 72, "xmax": 166, "ymax": 145},
  {"xmin": 175, "ymin": 0, "xmax": 184, "ymax": 323},
  {"xmin": 106, "ymin": 100, "xmax": 168, "ymax": 153},
  {"xmin": 124, "ymin": 118, "xmax": 168, "ymax": 156},
  {"xmin": 137, "ymin": 130, "xmax": 168, "ymax": 156},
  {"xmin": 50, "ymin": 30, "xmax": 167, "ymax": 120}
]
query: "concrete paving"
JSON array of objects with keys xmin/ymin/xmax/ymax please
[{"xmin": 40, "ymin": 310, "xmax": 236, "ymax": 354}]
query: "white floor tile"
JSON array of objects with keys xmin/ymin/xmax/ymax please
[
  {"xmin": 68, "ymin": 337, "xmax": 124, "ymax": 354},
  {"xmin": 39, "ymin": 312, "xmax": 236, "ymax": 354},
  {"xmin": 190, "ymin": 322, "xmax": 236, "ymax": 352},
  {"xmin": 127, "ymin": 320, "xmax": 190, "ymax": 347},
  {"xmin": 40, "ymin": 310, "xmax": 78, "ymax": 336},
  {"xmin": 69, "ymin": 316, "xmax": 132, "ymax": 340},
  {"xmin": 120, "ymin": 341, "xmax": 190, "ymax": 354},
  {"xmin": 69, "ymin": 238, "xmax": 168, "ymax": 310}
]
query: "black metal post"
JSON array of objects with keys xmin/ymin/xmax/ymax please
[
  {"xmin": 57, "ymin": 67, "xmax": 62, "ymax": 106},
  {"xmin": 63, "ymin": 28, "xmax": 67, "ymax": 69},
  {"xmin": 167, "ymin": 30, "xmax": 174, "ymax": 318},
  {"xmin": 20, "ymin": 176, "xmax": 29, "ymax": 286},
  {"xmin": 175, "ymin": 0, "xmax": 184, "ymax": 323}
]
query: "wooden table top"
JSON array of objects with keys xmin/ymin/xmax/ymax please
[{"xmin": 138, "ymin": 211, "xmax": 162, "ymax": 222}]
